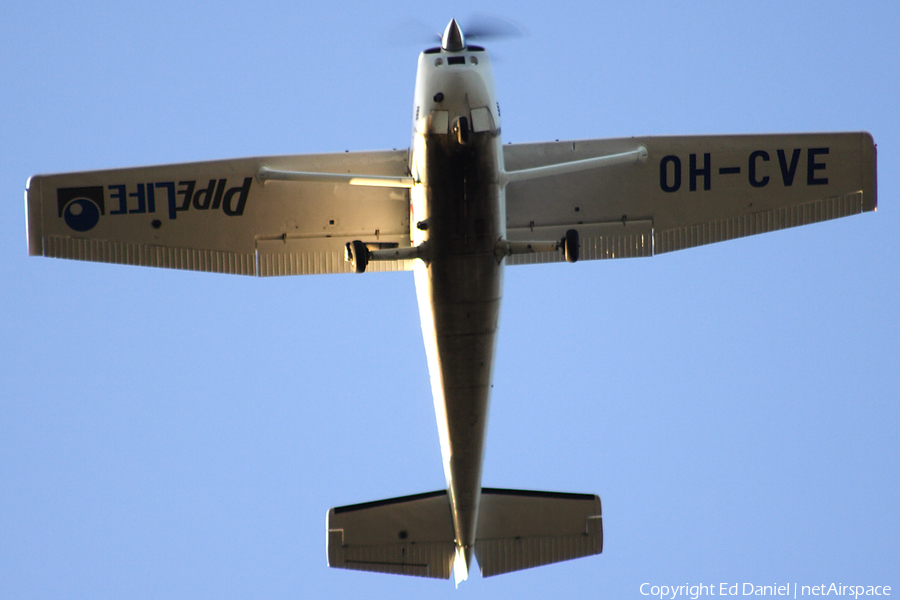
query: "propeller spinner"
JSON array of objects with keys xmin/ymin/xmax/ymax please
[{"xmin": 441, "ymin": 18, "xmax": 465, "ymax": 51}]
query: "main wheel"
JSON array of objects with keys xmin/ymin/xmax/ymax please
[
  {"xmin": 345, "ymin": 240, "xmax": 369, "ymax": 273},
  {"xmin": 564, "ymin": 229, "xmax": 580, "ymax": 263}
]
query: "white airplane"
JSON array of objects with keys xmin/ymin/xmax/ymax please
[{"xmin": 25, "ymin": 19, "xmax": 876, "ymax": 584}]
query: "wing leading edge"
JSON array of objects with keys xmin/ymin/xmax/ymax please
[
  {"xmin": 26, "ymin": 149, "xmax": 412, "ymax": 276},
  {"xmin": 503, "ymin": 132, "xmax": 876, "ymax": 264}
]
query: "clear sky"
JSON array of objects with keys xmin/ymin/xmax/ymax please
[{"xmin": 1, "ymin": 1, "xmax": 897, "ymax": 598}]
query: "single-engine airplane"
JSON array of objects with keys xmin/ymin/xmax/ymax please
[{"xmin": 25, "ymin": 19, "xmax": 876, "ymax": 584}]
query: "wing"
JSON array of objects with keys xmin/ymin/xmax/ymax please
[
  {"xmin": 25, "ymin": 150, "xmax": 412, "ymax": 276},
  {"xmin": 504, "ymin": 132, "xmax": 876, "ymax": 264}
]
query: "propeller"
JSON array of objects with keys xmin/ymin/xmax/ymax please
[
  {"xmin": 462, "ymin": 13, "xmax": 525, "ymax": 43},
  {"xmin": 386, "ymin": 18, "xmax": 442, "ymax": 48},
  {"xmin": 387, "ymin": 15, "xmax": 526, "ymax": 49}
]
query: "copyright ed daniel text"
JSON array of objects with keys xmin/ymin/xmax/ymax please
[{"xmin": 640, "ymin": 583, "xmax": 891, "ymax": 600}]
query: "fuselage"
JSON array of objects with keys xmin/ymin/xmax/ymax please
[{"xmin": 408, "ymin": 37, "xmax": 504, "ymax": 572}]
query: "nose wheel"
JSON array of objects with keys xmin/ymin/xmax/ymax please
[{"xmin": 453, "ymin": 116, "xmax": 469, "ymax": 145}]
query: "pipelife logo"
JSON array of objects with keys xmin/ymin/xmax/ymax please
[{"xmin": 57, "ymin": 186, "xmax": 104, "ymax": 232}]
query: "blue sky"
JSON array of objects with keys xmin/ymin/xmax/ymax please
[{"xmin": 1, "ymin": 1, "xmax": 897, "ymax": 598}]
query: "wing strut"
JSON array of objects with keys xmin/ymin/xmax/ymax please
[
  {"xmin": 500, "ymin": 145, "xmax": 647, "ymax": 186},
  {"xmin": 257, "ymin": 166, "xmax": 417, "ymax": 189}
]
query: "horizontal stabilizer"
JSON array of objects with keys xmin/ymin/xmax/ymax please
[
  {"xmin": 475, "ymin": 488, "xmax": 602, "ymax": 577},
  {"xmin": 327, "ymin": 490, "xmax": 456, "ymax": 579}
]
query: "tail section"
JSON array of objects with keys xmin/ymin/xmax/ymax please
[
  {"xmin": 475, "ymin": 488, "xmax": 603, "ymax": 577},
  {"xmin": 326, "ymin": 487, "xmax": 602, "ymax": 581},
  {"xmin": 326, "ymin": 490, "xmax": 456, "ymax": 579}
]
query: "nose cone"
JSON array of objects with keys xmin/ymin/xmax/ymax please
[{"xmin": 442, "ymin": 18, "xmax": 465, "ymax": 51}]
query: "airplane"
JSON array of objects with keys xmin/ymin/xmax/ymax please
[{"xmin": 24, "ymin": 18, "xmax": 876, "ymax": 584}]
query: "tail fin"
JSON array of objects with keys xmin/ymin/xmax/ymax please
[
  {"xmin": 475, "ymin": 488, "xmax": 602, "ymax": 577},
  {"xmin": 326, "ymin": 490, "xmax": 456, "ymax": 579},
  {"xmin": 326, "ymin": 487, "xmax": 602, "ymax": 580}
]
